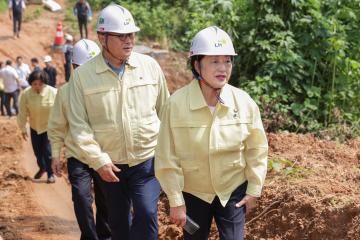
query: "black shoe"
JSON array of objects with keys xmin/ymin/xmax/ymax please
[
  {"xmin": 34, "ymin": 169, "xmax": 45, "ymax": 179},
  {"xmin": 47, "ymin": 175, "xmax": 55, "ymax": 184}
]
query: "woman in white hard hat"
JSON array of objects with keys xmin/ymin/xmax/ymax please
[
  {"xmin": 47, "ymin": 39, "xmax": 111, "ymax": 240},
  {"xmin": 17, "ymin": 70, "xmax": 57, "ymax": 183},
  {"xmin": 155, "ymin": 26, "xmax": 268, "ymax": 240}
]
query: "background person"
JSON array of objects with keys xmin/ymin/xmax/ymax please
[
  {"xmin": 16, "ymin": 55, "xmax": 31, "ymax": 90},
  {"xmin": 0, "ymin": 61, "xmax": 5, "ymax": 116},
  {"xmin": 17, "ymin": 70, "xmax": 57, "ymax": 183},
  {"xmin": 48, "ymin": 39, "xmax": 111, "ymax": 240},
  {"xmin": 43, "ymin": 55, "xmax": 57, "ymax": 87},
  {"xmin": 31, "ymin": 57, "xmax": 41, "ymax": 73},
  {"xmin": 73, "ymin": 0, "xmax": 92, "ymax": 39},
  {"xmin": 155, "ymin": 26, "xmax": 268, "ymax": 240},
  {"xmin": 63, "ymin": 34, "xmax": 74, "ymax": 82},
  {"xmin": 8, "ymin": 0, "xmax": 26, "ymax": 39},
  {"xmin": 0, "ymin": 60, "xmax": 20, "ymax": 117}
]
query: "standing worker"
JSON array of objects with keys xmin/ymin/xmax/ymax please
[
  {"xmin": 63, "ymin": 34, "xmax": 74, "ymax": 82},
  {"xmin": 15, "ymin": 56, "xmax": 31, "ymax": 90},
  {"xmin": 155, "ymin": 26, "xmax": 268, "ymax": 240},
  {"xmin": 43, "ymin": 55, "xmax": 57, "ymax": 87},
  {"xmin": 17, "ymin": 70, "xmax": 57, "ymax": 183},
  {"xmin": 67, "ymin": 4, "xmax": 169, "ymax": 240},
  {"xmin": 48, "ymin": 39, "xmax": 111, "ymax": 240},
  {"xmin": 30, "ymin": 57, "xmax": 41, "ymax": 73},
  {"xmin": 8, "ymin": 0, "xmax": 26, "ymax": 39},
  {"xmin": 0, "ymin": 61, "xmax": 5, "ymax": 116},
  {"xmin": 0, "ymin": 60, "xmax": 20, "ymax": 117},
  {"xmin": 73, "ymin": 0, "xmax": 92, "ymax": 39}
]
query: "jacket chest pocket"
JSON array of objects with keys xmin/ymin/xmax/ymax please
[
  {"xmin": 217, "ymin": 118, "xmax": 251, "ymax": 150},
  {"xmin": 126, "ymin": 77, "xmax": 158, "ymax": 119},
  {"xmin": 171, "ymin": 121, "xmax": 209, "ymax": 158},
  {"xmin": 83, "ymin": 87, "xmax": 120, "ymax": 124}
]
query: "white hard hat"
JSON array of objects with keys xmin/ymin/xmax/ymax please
[
  {"xmin": 65, "ymin": 34, "xmax": 73, "ymax": 41},
  {"xmin": 72, "ymin": 39, "xmax": 101, "ymax": 65},
  {"xmin": 96, "ymin": 4, "xmax": 140, "ymax": 34},
  {"xmin": 44, "ymin": 55, "xmax": 52, "ymax": 63},
  {"xmin": 190, "ymin": 26, "xmax": 237, "ymax": 57}
]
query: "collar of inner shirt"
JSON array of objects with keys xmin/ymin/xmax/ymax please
[{"xmin": 106, "ymin": 60, "xmax": 126, "ymax": 78}]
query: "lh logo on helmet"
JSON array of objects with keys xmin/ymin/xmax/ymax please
[
  {"xmin": 124, "ymin": 18, "xmax": 132, "ymax": 25},
  {"xmin": 214, "ymin": 38, "xmax": 227, "ymax": 48}
]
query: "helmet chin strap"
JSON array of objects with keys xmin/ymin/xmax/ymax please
[
  {"xmin": 102, "ymin": 33, "xmax": 127, "ymax": 63},
  {"xmin": 198, "ymin": 68, "xmax": 224, "ymax": 104}
]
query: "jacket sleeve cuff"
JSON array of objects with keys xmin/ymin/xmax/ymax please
[
  {"xmin": 51, "ymin": 148, "xmax": 61, "ymax": 159},
  {"xmin": 90, "ymin": 153, "xmax": 112, "ymax": 171},
  {"xmin": 167, "ymin": 193, "xmax": 185, "ymax": 208},
  {"xmin": 246, "ymin": 182, "xmax": 263, "ymax": 197}
]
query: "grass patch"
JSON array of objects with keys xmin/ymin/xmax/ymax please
[
  {"xmin": 268, "ymin": 158, "xmax": 312, "ymax": 179},
  {"xmin": 63, "ymin": 2, "xmax": 78, "ymax": 36},
  {"xmin": 23, "ymin": 7, "xmax": 42, "ymax": 22},
  {"xmin": 0, "ymin": 0, "xmax": 8, "ymax": 13}
]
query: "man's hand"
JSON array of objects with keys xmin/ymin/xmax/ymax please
[
  {"xmin": 170, "ymin": 205, "xmax": 186, "ymax": 227},
  {"xmin": 52, "ymin": 157, "xmax": 62, "ymax": 177},
  {"xmin": 21, "ymin": 132, "xmax": 28, "ymax": 141},
  {"xmin": 235, "ymin": 195, "xmax": 257, "ymax": 214},
  {"xmin": 97, "ymin": 163, "xmax": 121, "ymax": 182}
]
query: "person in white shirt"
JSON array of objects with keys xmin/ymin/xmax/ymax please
[
  {"xmin": 16, "ymin": 56, "xmax": 30, "ymax": 89},
  {"xmin": 0, "ymin": 61, "xmax": 5, "ymax": 116},
  {"xmin": 0, "ymin": 60, "xmax": 20, "ymax": 117}
]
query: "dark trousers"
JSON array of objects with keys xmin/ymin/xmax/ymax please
[
  {"xmin": 30, "ymin": 129, "xmax": 53, "ymax": 177},
  {"xmin": 64, "ymin": 63, "xmax": 71, "ymax": 82},
  {"xmin": 4, "ymin": 90, "xmax": 19, "ymax": 117},
  {"xmin": 99, "ymin": 158, "xmax": 160, "ymax": 240},
  {"xmin": 67, "ymin": 158, "xmax": 111, "ymax": 240},
  {"xmin": 183, "ymin": 182, "xmax": 247, "ymax": 240},
  {"xmin": 78, "ymin": 18, "xmax": 88, "ymax": 39},
  {"xmin": 0, "ymin": 90, "xmax": 5, "ymax": 115},
  {"xmin": 13, "ymin": 13, "xmax": 22, "ymax": 34}
]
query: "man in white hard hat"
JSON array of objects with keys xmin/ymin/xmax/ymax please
[
  {"xmin": 43, "ymin": 55, "xmax": 57, "ymax": 87},
  {"xmin": 63, "ymin": 34, "xmax": 74, "ymax": 82},
  {"xmin": 48, "ymin": 39, "xmax": 111, "ymax": 240},
  {"xmin": 67, "ymin": 4, "xmax": 169, "ymax": 240}
]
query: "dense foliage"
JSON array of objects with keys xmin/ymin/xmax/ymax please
[{"xmin": 94, "ymin": 0, "xmax": 360, "ymax": 135}]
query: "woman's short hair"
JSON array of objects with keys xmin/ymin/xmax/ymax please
[{"xmin": 28, "ymin": 70, "xmax": 49, "ymax": 85}]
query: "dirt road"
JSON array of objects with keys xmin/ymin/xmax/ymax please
[{"xmin": 19, "ymin": 133, "xmax": 79, "ymax": 240}]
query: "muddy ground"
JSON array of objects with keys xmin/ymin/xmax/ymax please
[{"xmin": 1, "ymin": 117, "xmax": 359, "ymax": 239}]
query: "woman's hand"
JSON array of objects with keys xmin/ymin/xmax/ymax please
[
  {"xmin": 170, "ymin": 205, "xmax": 187, "ymax": 227},
  {"xmin": 235, "ymin": 195, "xmax": 257, "ymax": 213}
]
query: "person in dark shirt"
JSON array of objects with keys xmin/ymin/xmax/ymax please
[
  {"xmin": 73, "ymin": 0, "xmax": 92, "ymax": 39},
  {"xmin": 8, "ymin": 0, "xmax": 26, "ymax": 39},
  {"xmin": 31, "ymin": 57, "xmax": 41, "ymax": 73},
  {"xmin": 63, "ymin": 34, "xmax": 74, "ymax": 82},
  {"xmin": 43, "ymin": 55, "xmax": 57, "ymax": 88}
]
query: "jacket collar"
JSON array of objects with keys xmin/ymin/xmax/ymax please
[
  {"xmin": 95, "ymin": 52, "xmax": 139, "ymax": 74},
  {"xmin": 189, "ymin": 80, "xmax": 235, "ymax": 110}
]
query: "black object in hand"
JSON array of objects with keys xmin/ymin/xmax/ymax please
[{"xmin": 183, "ymin": 215, "xmax": 200, "ymax": 235}]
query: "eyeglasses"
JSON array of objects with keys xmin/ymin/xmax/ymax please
[{"xmin": 107, "ymin": 33, "xmax": 135, "ymax": 41}]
